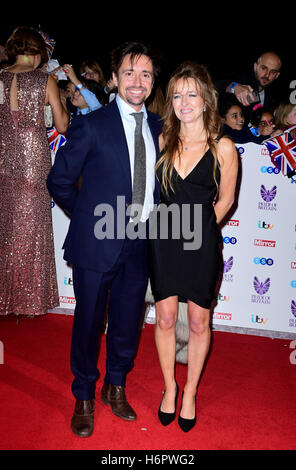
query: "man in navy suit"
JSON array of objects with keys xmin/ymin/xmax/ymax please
[{"xmin": 47, "ymin": 42, "xmax": 162, "ymax": 437}]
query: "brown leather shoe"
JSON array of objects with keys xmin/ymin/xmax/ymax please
[
  {"xmin": 101, "ymin": 382, "xmax": 137, "ymax": 421},
  {"xmin": 71, "ymin": 399, "xmax": 95, "ymax": 437}
]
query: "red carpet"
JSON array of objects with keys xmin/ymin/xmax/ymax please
[{"xmin": 0, "ymin": 314, "xmax": 295, "ymax": 451}]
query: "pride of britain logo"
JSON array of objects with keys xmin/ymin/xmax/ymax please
[
  {"xmin": 223, "ymin": 256, "xmax": 234, "ymax": 282},
  {"xmin": 289, "ymin": 300, "xmax": 296, "ymax": 328},
  {"xmin": 258, "ymin": 185, "xmax": 277, "ymax": 211},
  {"xmin": 291, "ymin": 300, "xmax": 296, "ymax": 317},
  {"xmin": 251, "ymin": 276, "xmax": 271, "ymax": 304}
]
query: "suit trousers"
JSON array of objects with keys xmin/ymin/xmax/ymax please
[{"xmin": 70, "ymin": 236, "xmax": 149, "ymax": 401}]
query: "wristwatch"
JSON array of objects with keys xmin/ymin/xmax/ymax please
[{"xmin": 230, "ymin": 82, "xmax": 238, "ymax": 93}]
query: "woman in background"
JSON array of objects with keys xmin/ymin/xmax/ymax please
[
  {"xmin": 79, "ymin": 58, "xmax": 106, "ymax": 86},
  {"xmin": 0, "ymin": 26, "xmax": 69, "ymax": 317},
  {"xmin": 249, "ymin": 105, "xmax": 275, "ymax": 140},
  {"xmin": 79, "ymin": 58, "xmax": 115, "ymax": 104},
  {"xmin": 272, "ymin": 100, "xmax": 296, "ymax": 139}
]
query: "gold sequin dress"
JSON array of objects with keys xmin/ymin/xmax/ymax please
[{"xmin": 0, "ymin": 69, "xmax": 59, "ymax": 316}]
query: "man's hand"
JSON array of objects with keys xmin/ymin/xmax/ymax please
[{"xmin": 230, "ymin": 83, "xmax": 255, "ymax": 106}]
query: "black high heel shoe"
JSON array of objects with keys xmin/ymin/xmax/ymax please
[
  {"xmin": 178, "ymin": 391, "xmax": 197, "ymax": 432},
  {"xmin": 158, "ymin": 382, "xmax": 179, "ymax": 426}
]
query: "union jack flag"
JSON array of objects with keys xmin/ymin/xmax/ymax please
[
  {"xmin": 38, "ymin": 27, "xmax": 56, "ymax": 59},
  {"xmin": 264, "ymin": 126, "xmax": 296, "ymax": 176},
  {"xmin": 47, "ymin": 127, "xmax": 66, "ymax": 156}
]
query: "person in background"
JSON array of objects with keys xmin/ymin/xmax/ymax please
[
  {"xmin": 219, "ymin": 94, "xmax": 260, "ymax": 144},
  {"xmin": 272, "ymin": 100, "xmax": 296, "ymax": 139},
  {"xmin": 147, "ymin": 83, "xmax": 165, "ymax": 117},
  {"xmin": 0, "ymin": 26, "xmax": 69, "ymax": 318},
  {"xmin": 63, "ymin": 64, "xmax": 104, "ymax": 114},
  {"xmin": 64, "ymin": 80, "xmax": 78, "ymax": 118},
  {"xmin": 249, "ymin": 104, "xmax": 275, "ymax": 140},
  {"xmin": 65, "ymin": 80, "xmax": 76, "ymax": 101},
  {"xmin": 79, "ymin": 58, "xmax": 106, "ymax": 86},
  {"xmin": 79, "ymin": 58, "xmax": 114, "ymax": 105},
  {"xmin": 215, "ymin": 51, "xmax": 282, "ymax": 124},
  {"xmin": 223, "ymin": 51, "xmax": 282, "ymax": 108}
]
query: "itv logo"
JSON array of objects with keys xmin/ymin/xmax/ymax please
[
  {"xmin": 64, "ymin": 277, "xmax": 73, "ymax": 286},
  {"xmin": 258, "ymin": 221, "xmax": 274, "ymax": 230},
  {"xmin": 251, "ymin": 314, "xmax": 267, "ymax": 325},
  {"xmin": 216, "ymin": 293, "xmax": 230, "ymax": 302}
]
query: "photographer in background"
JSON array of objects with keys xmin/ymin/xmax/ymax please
[{"xmin": 216, "ymin": 51, "xmax": 282, "ymax": 123}]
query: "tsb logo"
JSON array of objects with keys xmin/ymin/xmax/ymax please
[
  {"xmin": 223, "ymin": 236, "xmax": 237, "ymax": 244},
  {"xmin": 254, "ymin": 257, "xmax": 274, "ymax": 265},
  {"xmin": 261, "ymin": 166, "xmax": 280, "ymax": 174}
]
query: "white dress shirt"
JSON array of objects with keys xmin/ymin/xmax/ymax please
[{"xmin": 116, "ymin": 94, "xmax": 156, "ymax": 222}]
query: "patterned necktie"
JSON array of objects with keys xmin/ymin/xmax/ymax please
[{"xmin": 131, "ymin": 112, "xmax": 146, "ymax": 220}]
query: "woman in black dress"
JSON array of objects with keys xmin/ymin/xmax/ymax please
[{"xmin": 149, "ymin": 62, "xmax": 238, "ymax": 432}]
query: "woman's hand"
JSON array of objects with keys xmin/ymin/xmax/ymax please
[
  {"xmin": 49, "ymin": 67, "xmax": 60, "ymax": 82},
  {"xmin": 62, "ymin": 64, "xmax": 80, "ymax": 87}
]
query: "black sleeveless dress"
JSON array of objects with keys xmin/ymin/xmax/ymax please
[{"xmin": 149, "ymin": 148, "xmax": 221, "ymax": 309}]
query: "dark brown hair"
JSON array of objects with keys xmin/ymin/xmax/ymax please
[
  {"xmin": 156, "ymin": 61, "xmax": 222, "ymax": 194},
  {"xmin": 6, "ymin": 26, "xmax": 48, "ymax": 65},
  {"xmin": 111, "ymin": 41, "xmax": 161, "ymax": 80}
]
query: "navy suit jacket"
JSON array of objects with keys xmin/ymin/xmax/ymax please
[{"xmin": 47, "ymin": 99, "xmax": 162, "ymax": 272}]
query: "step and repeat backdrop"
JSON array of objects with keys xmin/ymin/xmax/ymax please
[{"xmin": 50, "ymin": 142, "xmax": 296, "ymax": 338}]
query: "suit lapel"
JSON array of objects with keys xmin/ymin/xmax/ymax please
[{"xmin": 105, "ymin": 100, "xmax": 132, "ymax": 191}]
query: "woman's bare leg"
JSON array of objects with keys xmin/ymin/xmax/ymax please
[
  {"xmin": 180, "ymin": 301, "xmax": 211, "ymax": 419},
  {"xmin": 154, "ymin": 296, "xmax": 179, "ymax": 412}
]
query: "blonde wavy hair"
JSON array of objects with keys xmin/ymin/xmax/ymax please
[
  {"xmin": 156, "ymin": 61, "xmax": 222, "ymax": 195},
  {"xmin": 274, "ymin": 100, "xmax": 295, "ymax": 129}
]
